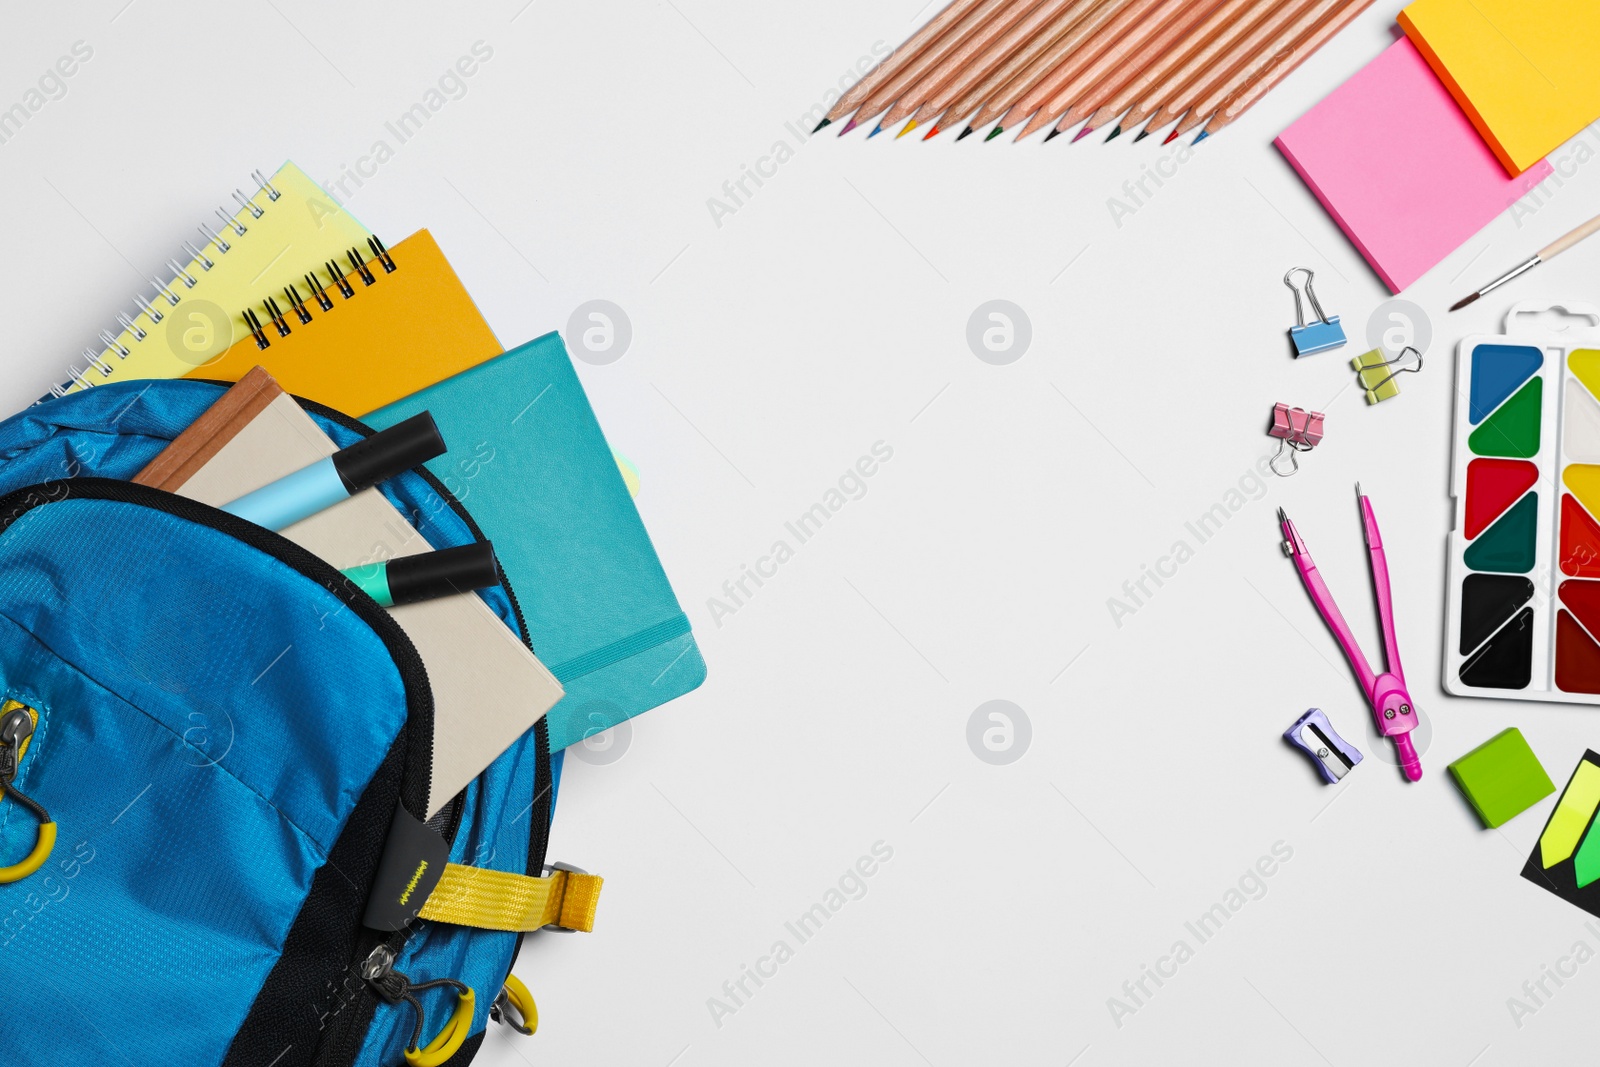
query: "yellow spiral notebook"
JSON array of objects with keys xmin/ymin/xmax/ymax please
[
  {"xmin": 185, "ymin": 228, "xmax": 502, "ymax": 416},
  {"xmin": 59, "ymin": 161, "xmax": 367, "ymax": 394}
]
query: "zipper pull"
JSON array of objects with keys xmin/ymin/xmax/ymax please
[
  {"xmin": 360, "ymin": 944, "xmax": 397, "ymax": 983},
  {"xmin": 0, "ymin": 707, "xmax": 32, "ymax": 782},
  {"xmin": 360, "ymin": 943, "xmax": 475, "ymax": 1066},
  {"xmin": 0, "ymin": 704, "xmax": 55, "ymax": 884}
]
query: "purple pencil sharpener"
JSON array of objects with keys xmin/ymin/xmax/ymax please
[{"xmin": 1285, "ymin": 708, "xmax": 1363, "ymax": 784}]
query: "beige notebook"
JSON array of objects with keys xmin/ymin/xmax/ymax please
[{"xmin": 149, "ymin": 379, "xmax": 562, "ymax": 816}]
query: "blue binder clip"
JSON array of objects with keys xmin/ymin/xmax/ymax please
[{"xmin": 1285, "ymin": 267, "xmax": 1345, "ymax": 357}]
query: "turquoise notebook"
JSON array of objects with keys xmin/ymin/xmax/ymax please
[{"xmin": 365, "ymin": 332, "xmax": 705, "ymax": 751}]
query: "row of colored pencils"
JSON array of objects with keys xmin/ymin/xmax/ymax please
[{"xmin": 818, "ymin": 0, "xmax": 1374, "ymax": 144}]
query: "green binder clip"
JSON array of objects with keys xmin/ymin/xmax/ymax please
[{"xmin": 1352, "ymin": 346, "xmax": 1423, "ymax": 404}]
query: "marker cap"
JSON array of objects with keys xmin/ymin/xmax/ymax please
[
  {"xmin": 333, "ymin": 413, "xmax": 446, "ymax": 494},
  {"xmin": 385, "ymin": 542, "xmax": 501, "ymax": 606}
]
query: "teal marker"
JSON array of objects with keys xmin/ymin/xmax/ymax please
[
  {"xmin": 341, "ymin": 542, "xmax": 499, "ymax": 607},
  {"xmin": 343, "ymin": 561, "xmax": 395, "ymax": 606}
]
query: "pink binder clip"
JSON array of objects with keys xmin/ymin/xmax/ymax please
[{"xmin": 1268, "ymin": 403, "xmax": 1325, "ymax": 477}]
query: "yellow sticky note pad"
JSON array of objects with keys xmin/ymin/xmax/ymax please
[{"xmin": 1400, "ymin": 0, "xmax": 1600, "ymax": 176}]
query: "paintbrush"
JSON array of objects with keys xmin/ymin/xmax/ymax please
[{"xmin": 1452, "ymin": 211, "xmax": 1600, "ymax": 311}]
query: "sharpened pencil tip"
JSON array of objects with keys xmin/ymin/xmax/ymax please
[
  {"xmin": 813, "ymin": 118, "xmax": 832, "ymax": 133},
  {"xmin": 956, "ymin": 126, "xmax": 975, "ymax": 141},
  {"xmin": 1449, "ymin": 292, "xmax": 1480, "ymax": 312},
  {"xmin": 1104, "ymin": 125, "xmax": 1122, "ymax": 142},
  {"xmin": 895, "ymin": 120, "xmax": 918, "ymax": 139},
  {"xmin": 922, "ymin": 125, "xmax": 941, "ymax": 141},
  {"xmin": 1192, "ymin": 130, "xmax": 1209, "ymax": 145},
  {"xmin": 1277, "ymin": 507, "xmax": 1288, "ymax": 522},
  {"xmin": 839, "ymin": 118, "xmax": 858, "ymax": 137},
  {"xmin": 1072, "ymin": 125, "xmax": 1095, "ymax": 143},
  {"xmin": 1133, "ymin": 129, "xmax": 1151, "ymax": 142},
  {"xmin": 1044, "ymin": 128, "xmax": 1062, "ymax": 143},
  {"xmin": 1162, "ymin": 128, "xmax": 1180, "ymax": 145},
  {"xmin": 1355, "ymin": 482, "xmax": 1363, "ymax": 498},
  {"xmin": 868, "ymin": 123, "xmax": 884, "ymax": 139},
  {"xmin": 984, "ymin": 126, "xmax": 1004, "ymax": 141}
]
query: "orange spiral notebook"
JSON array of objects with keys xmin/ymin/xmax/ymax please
[{"xmin": 186, "ymin": 228, "xmax": 502, "ymax": 416}]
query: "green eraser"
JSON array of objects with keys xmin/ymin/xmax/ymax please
[{"xmin": 1448, "ymin": 728, "xmax": 1556, "ymax": 828}]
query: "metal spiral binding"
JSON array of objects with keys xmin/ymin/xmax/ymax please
[
  {"xmin": 114, "ymin": 312, "xmax": 145, "ymax": 341},
  {"xmin": 50, "ymin": 168, "xmax": 280, "ymax": 398},
  {"xmin": 369, "ymin": 235, "xmax": 396, "ymax": 274},
  {"xmin": 242, "ymin": 237, "xmax": 397, "ymax": 351},
  {"xmin": 197, "ymin": 219, "xmax": 230, "ymax": 255},
  {"xmin": 215, "ymin": 206, "xmax": 247, "ymax": 237},
  {"xmin": 304, "ymin": 270, "xmax": 333, "ymax": 311},
  {"xmin": 348, "ymin": 246, "xmax": 375, "ymax": 286},
  {"xmin": 282, "ymin": 284, "xmax": 313, "ymax": 325},
  {"xmin": 181, "ymin": 240, "xmax": 213, "ymax": 271},
  {"xmin": 131, "ymin": 293, "xmax": 163, "ymax": 324},
  {"xmin": 166, "ymin": 260, "xmax": 197, "ymax": 288},
  {"xmin": 98, "ymin": 331, "xmax": 129, "ymax": 357},
  {"xmin": 325, "ymin": 257, "xmax": 354, "ymax": 299}
]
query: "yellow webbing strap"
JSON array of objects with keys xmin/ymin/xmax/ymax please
[{"xmin": 418, "ymin": 864, "xmax": 603, "ymax": 933}]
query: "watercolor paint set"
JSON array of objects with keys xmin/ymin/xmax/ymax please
[{"xmin": 1445, "ymin": 305, "xmax": 1600, "ymax": 701}]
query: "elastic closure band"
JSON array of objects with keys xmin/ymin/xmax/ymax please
[{"xmin": 548, "ymin": 613, "xmax": 691, "ymax": 684}]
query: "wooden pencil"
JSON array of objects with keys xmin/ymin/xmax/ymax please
[
  {"xmin": 1188, "ymin": 0, "xmax": 1376, "ymax": 142},
  {"xmin": 817, "ymin": 0, "xmax": 988, "ymax": 132},
  {"xmin": 882, "ymin": 0, "xmax": 1085, "ymax": 138},
  {"xmin": 1019, "ymin": 0, "xmax": 1191, "ymax": 141},
  {"xmin": 1054, "ymin": 0, "xmax": 1229, "ymax": 139},
  {"xmin": 1167, "ymin": 0, "xmax": 1345, "ymax": 140},
  {"xmin": 1012, "ymin": 0, "xmax": 1171, "ymax": 140},
  {"xmin": 931, "ymin": 0, "xmax": 1104, "ymax": 139},
  {"xmin": 965, "ymin": 0, "xmax": 1134, "ymax": 137},
  {"xmin": 839, "ymin": 0, "xmax": 1018, "ymax": 136},
  {"xmin": 831, "ymin": 0, "xmax": 1369, "ymax": 144},
  {"xmin": 1135, "ymin": 0, "xmax": 1317, "ymax": 140},
  {"xmin": 985, "ymin": 0, "xmax": 1152, "ymax": 137},
  {"xmin": 904, "ymin": 0, "xmax": 1092, "ymax": 140},
  {"xmin": 1113, "ymin": 0, "xmax": 1277, "ymax": 139},
  {"xmin": 1162, "ymin": 0, "xmax": 1338, "ymax": 141}
]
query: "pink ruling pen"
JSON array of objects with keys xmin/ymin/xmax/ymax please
[{"xmin": 1277, "ymin": 485, "xmax": 1422, "ymax": 781}]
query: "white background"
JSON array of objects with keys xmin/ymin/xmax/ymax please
[{"xmin": 5, "ymin": 1, "xmax": 1600, "ymax": 1064}]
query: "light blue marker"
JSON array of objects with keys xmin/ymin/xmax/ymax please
[
  {"xmin": 222, "ymin": 457, "xmax": 348, "ymax": 530},
  {"xmin": 218, "ymin": 413, "xmax": 446, "ymax": 531}
]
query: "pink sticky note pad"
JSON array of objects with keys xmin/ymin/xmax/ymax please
[{"xmin": 1274, "ymin": 37, "xmax": 1552, "ymax": 294}]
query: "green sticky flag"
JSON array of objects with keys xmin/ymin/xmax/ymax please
[
  {"xmin": 1542, "ymin": 761, "xmax": 1600, "ymax": 867},
  {"xmin": 1575, "ymin": 815, "xmax": 1600, "ymax": 888}
]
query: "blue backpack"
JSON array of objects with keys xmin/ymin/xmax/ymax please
[{"xmin": 0, "ymin": 380, "xmax": 596, "ymax": 1066}]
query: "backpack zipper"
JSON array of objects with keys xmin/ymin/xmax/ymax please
[
  {"xmin": 124, "ymin": 385, "xmax": 552, "ymax": 1063},
  {"xmin": 286, "ymin": 397, "xmax": 553, "ymax": 1065}
]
